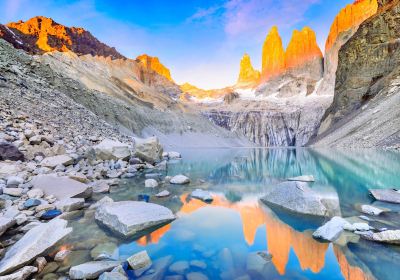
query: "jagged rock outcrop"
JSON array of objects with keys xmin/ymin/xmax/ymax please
[
  {"xmin": 261, "ymin": 26, "xmax": 285, "ymax": 81},
  {"xmin": 237, "ymin": 53, "xmax": 260, "ymax": 87},
  {"xmin": 316, "ymin": 0, "xmax": 378, "ymax": 95},
  {"xmin": 136, "ymin": 54, "xmax": 173, "ymax": 81},
  {"xmin": 285, "ymin": 27, "xmax": 323, "ymax": 80},
  {"xmin": 0, "ymin": 16, "xmax": 124, "ymax": 59},
  {"xmin": 313, "ymin": 0, "xmax": 400, "ymax": 148}
]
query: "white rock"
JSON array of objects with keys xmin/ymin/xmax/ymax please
[
  {"xmin": 54, "ymin": 249, "xmax": 71, "ymax": 262},
  {"xmin": 343, "ymin": 222, "xmax": 371, "ymax": 232},
  {"xmin": 6, "ymin": 176, "xmax": 23, "ymax": 187},
  {"xmin": 155, "ymin": 190, "xmax": 170, "ymax": 197},
  {"xmin": 360, "ymin": 204, "xmax": 387, "ymax": 216},
  {"xmin": 3, "ymin": 188, "xmax": 23, "ymax": 197},
  {"xmin": 94, "ymin": 139, "xmax": 131, "ymax": 161},
  {"xmin": 0, "ymin": 219, "xmax": 72, "ymax": 275},
  {"xmin": 41, "ymin": 155, "xmax": 73, "ymax": 168},
  {"xmin": 69, "ymin": 261, "xmax": 121, "ymax": 279},
  {"xmin": 0, "ymin": 217, "xmax": 16, "ymax": 237},
  {"xmin": 99, "ymin": 271, "xmax": 128, "ymax": 280},
  {"xmin": 145, "ymin": 179, "xmax": 158, "ymax": 188},
  {"xmin": 191, "ymin": 189, "xmax": 213, "ymax": 202},
  {"xmin": 312, "ymin": 216, "xmax": 350, "ymax": 241},
  {"xmin": 134, "ymin": 137, "xmax": 163, "ymax": 164},
  {"xmin": 370, "ymin": 230, "xmax": 400, "ymax": 244},
  {"xmin": 27, "ymin": 188, "xmax": 44, "ymax": 199},
  {"xmin": 95, "ymin": 201, "xmax": 175, "ymax": 238},
  {"xmin": 287, "ymin": 175, "xmax": 315, "ymax": 182},
  {"xmin": 167, "ymin": 152, "xmax": 181, "ymax": 159},
  {"xmin": 0, "ymin": 266, "xmax": 37, "ymax": 280},
  {"xmin": 55, "ymin": 198, "xmax": 85, "ymax": 212},
  {"xmin": 170, "ymin": 175, "xmax": 190, "ymax": 185},
  {"xmin": 127, "ymin": 250, "xmax": 152, "ymax": 276}
]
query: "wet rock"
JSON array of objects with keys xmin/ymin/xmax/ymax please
[
  {"xmin": 0, "ymin": 219, "xmax": 72, "ymax": 275},
  {"xmin": 94, "ymin": 139, "xmax": 131, "ymax": 161},
  {"xmin": 0, "ymin": 142, "xmax": 25, "ymax": 161},
  {"xmin": 55, "ymin": 198, "xmax": 85, "ymax": 212},
  {"xmin": 95, "ymin": 201, "xmax": 175, "ymax": 238},
  {"xmin": 40, "ymin": 209, "xmax": 62, "ymax": 220},
  {"xmin": 31, "ymin": 175, "xmax": 92, "ymax": 200},
  {"xmin": 134, "ymin": 137, "xmax": 163, "ymax": 164},
  {"xmin": 169, "ymin": 261, "xmax": 189, "ymax": 275},
  {"xmin": 137, "ymin": 255, "xmax": 173, "ymax": 280},
  {"xmin": 55, "ymin": 250, "xmax": 71, "ymax": 262},
  {"xmin": 186, "ymin": 272, "xmax": 209, "ymax": 280},
  {"xmin": 0, "ymin": 266, "xmax": 37, "ymax": 280},
  {"xmin": 145, "ymin": 179, "xmax": 158, "ymax": 188},
  {"xmin": 99, "ymin": 271, "xmax": 128, "ymax": 280},
  {"xmin": 155, "ymin": 190, "xmax": 170, "ymax": 197},
  {"xmin": 191, "ymin": 189, "xmax": 213, "ymax": 202},
  {"xmin": 287, "ymin": 175, "xmax": 315, "ymax": 182},
  {"xmin": 127, "ymin": 250, "xmax": 152, "ymax": 276},
  {"xmin": 261, "ymin": 181, "xmax": 339, "ymax": 217},
  {"xmin": 90, "ymin": 243, "xmax": 118, "ymax": 261},
  {"xmin": 312, "ymin": 216, "xmax": 350, "ymax": 241},
  {"xmin": 170, "ymin": 175, "xmax": 190, "ymax": 185},
  {"xmin": 190, "ymin": 260, "xmax": 207, "ymax": 269},
  {"xmin": 40, "ymin": 155, "xmax": 73, "ymax": 168},
  {"xmin": 370, "ymin": 189, "xmax": 400, "ymax": 204},
  {"xmin": 360, "ymin": 204, "xmax": 388, "ymax": 216},
  {"xmin": 69, "ymin": 261, "xmax": 121, "ymax": 279}
]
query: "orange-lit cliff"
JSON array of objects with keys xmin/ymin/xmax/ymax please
[
  {"xmin": 261, "ymin": 26, "xmax": 286, "ymax": 81},
  {"xmin": 136, "ymin": 54, "xmax": 173, "ymax": 81},
  {"xmin": 237, "ymin": 53, "xmax": 261, "ymax": 86}
]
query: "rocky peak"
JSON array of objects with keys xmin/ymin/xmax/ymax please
[
  {"xmin": 325, "ymin": 0, "xmax": 378, "ymax": 52},
  {"xmin": 261, "ymin": 26, "xmax": 285, "ymax": 81},
  {"xmin": 285, "ymin": 27, "xmax": 322, "ymax": 71},
  {"xmin": 136, "ymin": 54, "xmax": 173, "ymax": 81},
  {"xmin": 237, "ymin": 53, "xmax": 260, "ymax": 86},
  {"xmin": 1, "ymin": 16, "xmax": 124, "ymax": 59}
]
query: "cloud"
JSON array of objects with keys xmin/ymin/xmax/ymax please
[{"xmin": 186, "ymin": 5, "xmax": 224, "ymax": 23}]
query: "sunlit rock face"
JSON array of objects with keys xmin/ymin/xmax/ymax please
[
  {"xmin": 237, "ymin": 53, "xmax": 260, "ymax": 87},
  {"xmin": 316, "ymin": 0, "xmax": 378, "ymax": 95},
  {"xmin": 285, "ymin": 27, "xmax": 323, "ymax": 80},
  {"xmin": 136, "ymin": 54, "xmax": 173, "ymax": 81},
  {"xmin": 261, "ymin": 26, "xmax": 285, "ymax": 81},
  {"xmin": 2, "ymin": 16, "xmax": 124, "ymax": 59}
]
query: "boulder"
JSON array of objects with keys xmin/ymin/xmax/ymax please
[
  {"xmin": 94, "ymin": 139, "xmax": 131, "ymax": 161},
  {"xmin": 27, "ymin": 188, "xmax": 44, "ymax": 199},
  {"xmin": 370, "ymin": 189, "xmax": 400, "ymax": 204},
  {"xmin": 0, "ymin": 142, "xmax": 24, "ymax": 161},
  {"xmin": 367, "ymin": 230, "xmax": 400, "ymax": 244},
  {"xmin": 127, "ymin": 250, "xmax": 152, "ymax": 276},
  {"xmin": 0, "ymin": 162, "xmax": 22, "ymax": 177},
  {"xmin": 155, "ymin": 190, "xmax": 170, "ymax": 197},
  {"xmin": 134, "ymin": 137, "xmax": 163, "ymax": 164},
  {"xmin": 0, "ymin": 266, "xmax": 37, "ymax": 280},
  {"xmin": 6, "ymin": 176, "xmax": 23, "ymax": 187},
  {"xmin": 260, "ymin": 181, "xmax": 339, "ymax": 217},
  {"xmin": 360, "ymin": 204, "xmax": 388, "ymax": 216},
  {"xmin": 0, "ymin": 219, "xmax": 72, "ymax": 275},
  {"xmin": 99, "ymin": 271, "xmax": 128, "ymax": 280},
  {"xmin": 191, "ymin": 189, "xmax": 213, "ymax": 202},
  {"xmin": 2, "ymin": 188, "xmax": 22, "ymax": 197},
  {"xmin": 55, "ymin": 198, "xmax": 85, "ymax": 212},
  {"xmin": 170, "ymin": 175, "xmax": 190, "ymax": 185},
  {"xmin": 166, "ymin": 152, "xmax": 181, "ymax": 159},
  {"xmin": 312, "ymin": 216, "xmax": 350, "ymax": 241},
  {"xmin": 145, "ymin": 179, "xmax": 158, "ymax": 188},
  {"xmin": 343, "ymin": 222, "xmax": 371, "ymax": 232},
  {"xmin": 31, "ymin": 175, "xmax": 92, "ymax": 200},
  {"xmin": 95, "ymin": 201, "xmax": 175, "ymax": 238},
  {"xmin": 40, "ymin": 155, "xmax": 73, "ymax": 168},
  {"xmin": 0, "ymin": 217, "xmax": 16, "ymax": 237},
  {"xmin": 23, "ymin": 198, "xmax": 41, "ymax": 208},
  {"xmin": 69, "ymin": 261, "xmax": 121, "ymax": 279},
  {"xmin": 287, "ymin": 175, "xmax": 315, "ymax": 182},
  {"xmin": 90, "ymin": 242, "xmax": 118, "ymax": 260}
]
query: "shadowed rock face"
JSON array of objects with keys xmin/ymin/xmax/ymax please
[{"xmin": 0, "ymin": 16, "xmax": 124, "ymax": 59}]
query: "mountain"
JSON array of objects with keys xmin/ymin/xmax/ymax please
[
  {"xmin": 237, "ymin": 53, "xmax": 260, "ymax": 87},
  {"xmin": 313, "ymin": 0, "xmax": 400, "ymax": 148},
  {"xmin": 0, "ymin": 16, "xmax": 123, "ymax": 59},
  {"xmin": 316, "ymin": 0, "xmax": 378, "ymax": 95},
  {"xmin": 136, "ymin": 54, "xmax": 173, "ymax": 81},
  {"xmin": 261, "ymin": 26, "xmax": 286, "ymax": 81}
]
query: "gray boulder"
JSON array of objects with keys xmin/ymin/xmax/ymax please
[
  {"xmin": 370, "ymin": 189, "xmax": 400, "ymax": 204},
  {"xmin": 0, "ymin": 219, "xmax": 72, "ymax": 275},
  {"xmin": 191, "ymin": 189, "xmax": 213, "ymax": 202},
  {"xmin": 0, "ymin": 266, "xmax": 37, "ymax": 280},
  {"xmin": 364, "ymin": 230, "xmax": 400, "ymax": 244},
  {"xmin": 55, "ymin": 198, "xmax": 85, "ymax": 212},
  {"xmin": 260, "ymin": 181, "xmax": 339, "ymax": 217},
  {"xmin": 360, "ymin": 204, "xmax": 388, "ymax": 216},
  {"xmin": 94, "ymin": 139, "xmax": 131, "ymax": 161},
  {"xmin": 31, "ymin": 174, "xmax": 92, "ymax": 200},
  {"xmin": 170, "ymin": 175, "xmax": 190, "ymax": 185},
  {"xmin": 95, "ymin": 201, "xmax": 175, "ymax": 238},
  {"xmin": 134, "ymin": 137, "xmax": 163, "ymax": 164},
  {"xmin": 145, "ymin": 179, "xmax": 158, "ymax": 188},
  {"xmin": 312, "ymin": 216, "xmax": 350, "ymax": 241},
  {"xmin": 40, "ymin": 155, "xmax": 73, "ymax": 168},
  {"xmin": 69, "ymin": 261, "xmax": 121, "ymax": 279}
]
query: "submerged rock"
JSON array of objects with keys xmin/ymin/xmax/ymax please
[
  {"xmin": 191, "ymin": 189, "xmax": 213, "ymax": 202},
  {"xmin": 370, "ymin": 189, "xmax": 400, "ymax": 204},
  {"xmin": 260, "ymin": 181, "xmax": 339, "ymax": 217},
  {"xmin": 137, "ymin": 255, "xmax": 173, "ymax": 280},
  {"xmin": 169, "ymin": 261, "xmax": 189, "ymax": 275},
  {"xmin": 95, "ymin": 201, "xmax": 175, "ymax": 238},
  {"xmin": 0, "ymin": 219, "xmax": 72, "ymax": 275},
  {"xmin": 170, "ymin": 175, "xmax": 190, "ymax": 185},
  {"xmin": 287, "ymin": 175, "xmax": 315, "ymax": 182},
  {"xmin": 312, "ymin": 216, "xmax": 350, "ymax": 241},
  {"xmin": 69, "ymin": 261, "xmax": 121, "ymax": 279},
  {"xmin": 99, "ymin": 271, "xmax": 128, "ymax": 280}
]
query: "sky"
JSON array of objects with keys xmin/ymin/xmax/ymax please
[{"xmin": 0, "ymin": 0, "xmax": 354, "ymax": 89}]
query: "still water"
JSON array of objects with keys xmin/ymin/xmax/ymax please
[{"xmin": 56, "ymin": 148, "xmax": 400, "ymax": 280}]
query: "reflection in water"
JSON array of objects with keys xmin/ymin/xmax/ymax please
[{"xmin": 59, "ymin": 148, "xmax": 400, "ymax": 280}]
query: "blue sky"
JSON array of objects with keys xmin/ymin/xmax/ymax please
[{"xmin": 1, "ymin": 0, "xmax": 353, "ymax": 89}]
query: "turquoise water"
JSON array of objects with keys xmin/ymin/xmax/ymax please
[{"xmin": 59, "ymin": 148, "xmax": 400, "ymax": 280}]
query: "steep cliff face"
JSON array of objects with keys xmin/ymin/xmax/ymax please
[
  {"xmin": 314, "ymin": 0, "xmax": 400, "ymax": 148},
  {"xmin": 316, "ymin": 0, "xmax": 378, "ymax": 95},
  {"xmin": 261, "ymin": 26, "xmax": 286, "ymax": 81},
  {"xmin": 237, "ymin": 53, "xmax": 260, "ymax": 87},
  {"xmin": 1, "ymin": 16, "xmax": 124, "ymax": 59},
  {"xmin": 285, "ymin": 27, "xmax": 323, "ymax": 80},
  {"xmin": 136, "ymin": 54, "xmax": 173, "ymax": 81}
]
